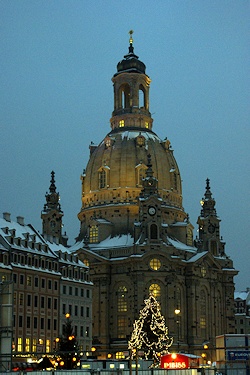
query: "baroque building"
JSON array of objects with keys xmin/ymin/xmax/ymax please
[{"xmin": 75, "ymin": 34, "xmax": 238, "ymax": 360}]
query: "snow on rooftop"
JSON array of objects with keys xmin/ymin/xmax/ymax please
[
  {"xmin": 234, "ymin": 291, "xmax": 249, "ymax": 300},
  {"xmin": 89, "ymin": 234, "xmax": 134, "ymax": 249},
  {"xmin": 167, "ymin": 237, "xmax": 196, "ymax": 252}
]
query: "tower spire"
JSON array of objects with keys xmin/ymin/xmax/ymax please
[{"xmin": 128, "ymin": 29, "xmax": 134, "ymax": 53}]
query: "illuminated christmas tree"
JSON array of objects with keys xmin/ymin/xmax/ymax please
[{"xmin": 128, "ymin": 294, "xmax": 173, "ymax": 367}]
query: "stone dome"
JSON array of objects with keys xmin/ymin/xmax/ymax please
[{"xmin": 78, "ymin": 37, "xmax": 187, "ymax": 239}]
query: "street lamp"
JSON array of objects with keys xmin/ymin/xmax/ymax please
[{"xmin": 174, "ymin": 308, "xmax": 181, "ymax": 352}]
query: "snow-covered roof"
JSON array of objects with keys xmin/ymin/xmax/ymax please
[
  {"xmin": 167, "ymin": 237, "xmax": 197, "ymax": 253},
  {"xmin": 234, "ymin": 291, "xmax": 250, "ymax": 300},
  {"xmin": 89, "ymin": 234, "xmax": 134, "ymax": 250}
]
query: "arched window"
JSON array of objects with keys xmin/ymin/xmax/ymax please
[
  {"xmin": 119, "ymin": 84, "xmax": 130, "ymax": 109},
  {"xmin": 150, "ymin": 224, "xmax": 158, "ymax": 239},
  {"xmin": 136, "ymin": 165, "xmax": 147, "ymax": 186},
  {"xmin": 200, "ymin": 290, "xmax": 207, "ymax": 335},
  {"xmin": 139, "ymin": 84, "xmax": 146, "ymax": 108},
  {"xmin": 98, "ymin": 169, "xmax": 106, "ymax": 189},
  {"xmin": 89, "ymin": 225, "xmax": 98, "ymax": 243},
  {"xmin": 149, "ymin": 283, "xmax": 161, "ymax": 298},
  {"xmin": 117, "ymin": 286, "xmax": 128, "ymax": 312}
]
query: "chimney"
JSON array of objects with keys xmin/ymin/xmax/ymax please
[
  {"xmin": 3, "ymin": 212, "xmax": 11, "ymax": 222},
  {"xmin": 17, "ymin": 216, "xmax": 25, "ymax": 226}
]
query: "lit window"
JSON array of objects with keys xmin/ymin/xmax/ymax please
[
  {"xmin": 149, "ymin": 283, "xmax": 161, "ymax": 298},
  {"xmin": 115, "ymin": 352, "xmax": 125, "ymax": 359},
  {"xmin": 99, "ymin": 169, "xmax": 106, "ymax": 188},
  {"xmin": 136, "ymin": 135, "xmax": 145, "ymax": 146},
  {"xmin": 27, "ymin": 276, "xmax": 32, "ymax": 286},
  {"xmin": 18, "ymin": 338, "xmax": 22, "ymax": 352},
  {"xmin": 201, "ymin": 267, "xmax": 206, "ymax": 277},
  {"xmin": 83, "ymin": 258, "xmax": 89, "ymax": 267},
  {"xmin": 119, "ymin": 120, "xmax": 125, "ymax": 127},
  {"xmin": 145, "ymin": 122, "xmax": 149, "ymax": 128},
  {"xmin": 149, "ymin": 258, "xmax": 161, "ymax": 271},
  {"xmin": 117, "ymin": 286, "xmax": 128, "ymax": 312},
  {"xmin": 200, "ymin": 317, "xmax": 206, "ymax": 328},
  {"xmin": 89, "ymin": 225, "xmax": 98, "ymax": 243},
  {"xmin": 25, "ymin": 338, "xmax": 30, "ymax": 352}
]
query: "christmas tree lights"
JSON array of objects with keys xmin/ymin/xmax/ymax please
[{"xmin": 128, "ymin": 294, "xmax": 173, "ymax": 367}]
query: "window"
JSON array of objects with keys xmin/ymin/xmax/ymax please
[
  {"xmin": 119, "ymin": 120, "xmax": 125, "ymax": 127},
  {"xmin": 18, "ymin": 338, "xmax": 22, "ymax": 352},
  {"xmin": 27, "ymin": 294, "xmax": 31, "ymax": 306},
  {"xmin": 117, "ymin": 286, "xmax": 128, "ymax": 312},
  {"xmin": 48, "ymin": 297, "xmax": 51, "ymax": 309},
  {"xmin": 81, "ymin": 306, "xmax": 84, "ymax": 317},
  {"xmin": 75, "ymin": 306, "xmax": 78, "ymax": 316},
  {"xmin": 81, "ymin": 289, "xmax": 84, "ymax": 297},
  {"xmin": 35, "ymin": 277, "xmax": 39, "ymax": 287},
  {"xmin": 75, "ymin": 287, "xmax": 78, "ymax": 296},
  {"xmin": 25, "ymin": 338, "xmax": 30, "ymax": 353},
  {"xmin": 41, "ymin": 318, "xmax": 44, "ymax": 330},
  {"xmin": 89, "ymin": 225, "xmax": 98, "ymax": 243},
  {"xmin": 149, "ymin": 258, "xmax": 161, "ymax": 271},
  {"xmin": 150, "ymin": 224, "xmax": 158, "ymax": 239},
  {"xmin": 41, "ymin": 278, "xmax": 45, "ymax": 288},
  {"xmin": 149, "ymin": 283, "xmax": 161, "ymax": 298},
  {"xmin": 34, "ymin": 317, "xmax": 38, "ymax": 329},
  {"xmin": 54, "ymin": 281, "xmax": 58, "ymax": 290},
  {"xmin": 20, "ymin": 274, "xmax": 24, "ymax": 284},
  {"xmin": 19, "ymin": 315, "xmax": 23, "ymax": 328},
  {"xmin": 41, "ymin": 297, "xmax": 45, "ymax": 308},
  {"xmin": 200, "ymin": 317, "xmax": 206, "ymax": 328},
  {"xmin": 63, "ymin": 304, "xmax": 66, "ymax": 314},
  {"xmin": 54, "ymin": 319, "xmax": 57, "ymax": 330},
  {"xmin": 86, "ymin": 307, "xmax": 90, "ymax": 317},
  {"xmin": 27, "ymin": 276, "xmax": 32, "ymax": 286},
  {"xmin": 86, "ymin": 289, "xmax": 90, "ymax": 298},
  {"xmin": 48, "ymin": 280, "xmax": 52, "ymax": 289},
  {"xmin": 86, "ymin": 327, "xmax": 89, "ymax": 337},
  {"xmin": 34, "ymin": 295, "xmax": 38, "ymax": 307},
  {"xmin": 19, "ymin": 293, "xmax": 24, "ymax": 306},
  {"xmin": 80, "ymin": 326, "xmax": 84, "ymax": 337},
  {"xmin": 27, "ymin": 316, "xmax": 31, "ymax": 329},
  {"xmin": 47, "ymin": 319, "xmax": 51, "ymax": 330},
  {"xmin": 99, "ymin": 169, "xmax": 106, "ymax": 189},
  {"xmin": 13, "ymin": 273, "xmax": 17, "ymax": 283},
  {"xmin": 63, "ymin": 285, "xmax": 66, "ymax": 294},
  {"xmin": 54, "ymin": 298, "xmax": 58, "ymax": 310},
  {"xmin": 69, "ymin": 286, "xmax": 72, "ymax": 295}
]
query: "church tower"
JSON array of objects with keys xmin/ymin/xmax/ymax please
[
  {"xmin": 41, "ymin": 171, "xmax": 68, "ymax": 245},
  {"xmin": 75, "ymin": 34, "xmax": 237, "ymax": 361}
]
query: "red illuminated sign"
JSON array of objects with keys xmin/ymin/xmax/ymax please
[{"xmin": 160, "ymin": 353, "xmax": 190, "ymax": 369}]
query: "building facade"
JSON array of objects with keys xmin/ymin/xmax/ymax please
[{"xmin": 75, "ymin": 35, "xmax": 238, "ymax": 361}]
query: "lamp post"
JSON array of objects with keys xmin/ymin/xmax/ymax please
[{"xmin": 174, "ymin": 309, "xmax": 181, "ymax": 352}]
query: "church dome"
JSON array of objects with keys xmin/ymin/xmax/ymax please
[{"xmin": 78, "ymin": 34, "xmax": 186, "ymax": 239}]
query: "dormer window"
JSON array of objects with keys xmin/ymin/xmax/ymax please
[{"xmin": 136, "ymin": 135, "xmax": 145, "ymax": 147}]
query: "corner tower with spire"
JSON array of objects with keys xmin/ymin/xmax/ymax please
[{"xmin": 41, "ymin": 171, "xmax": 68, "ymax": 245}]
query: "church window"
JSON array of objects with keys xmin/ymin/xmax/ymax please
[
  {"xmin": 89, "ymin": 225, "xmax": 98, "ymax": 243},
  {"xmin": 210, "ymin": 240, "xmax": 217, "ymax": 255},
  {"xmin": 187, "ymin": 228, "xmax": 193, "ymax": 246},
  {"xmin": 150, "ymin": 224, "xmax": 158, "ymax": 239},
  {"xmin": 136, "ymin": 165, "xmax": 147, "ymax": 186},
  {"xmin": 145, "ymin": 122, "xmax": 149, "ymax": 128},
  {"xmin": 200, "ymin": 317, "xmax": 206, "ymax": 329},
  {"xmin": 117, "ymin": 317, "xmax": 126, "ymax": 338},
  {"xmin": 149, "ymin": 283, "xmax": 161, "ymax": 298},
  {"xmin": 201, "ymin": 267, "xmax": 206, "ymax": 277},
  {"xmin": 117, "ymin": 286, "xmax": 128, "ymax": 312},
  {"xmin": 149, "ymin": 258, "xmax": 161, "ymax": 271},
  {"xmin": 99, "ymin": 169, "xmax": 106, "ymax": 189},
  {"xmin": 119, "ymin": 120, "xmax": 125, "ymax": 127}
]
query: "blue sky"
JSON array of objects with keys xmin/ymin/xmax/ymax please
[{"xmin": 0, "ymin": 1, "xmax": 249, "ymax": 291}]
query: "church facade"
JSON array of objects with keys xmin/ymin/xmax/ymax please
[{"xmin": 73, "ymin": 34, "xmax": 237, "ymax": 360}]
